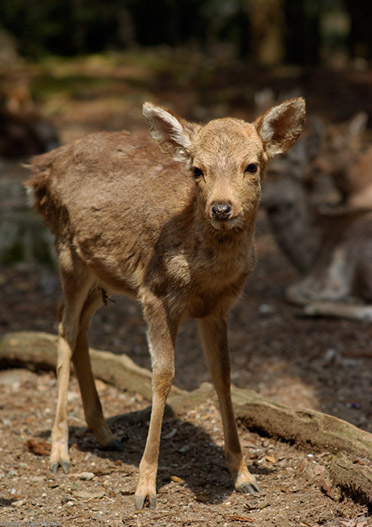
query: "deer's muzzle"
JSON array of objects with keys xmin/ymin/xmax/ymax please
[{"xmin": 210, "ymin": 201, "xmax": 232, "ymax": 221}]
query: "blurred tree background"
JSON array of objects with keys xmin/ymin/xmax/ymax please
[
  {"xmin": 1, "ymin": 0, "xmax": 372, "ymax": 150},
  {"xmin": 0, "ymin": 0, "xmax": 370, "ymax": 67}
]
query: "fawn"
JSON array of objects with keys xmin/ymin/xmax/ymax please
[{"xmin": 26, "ymin": 99, "xmax": 305, "ymax": 508}]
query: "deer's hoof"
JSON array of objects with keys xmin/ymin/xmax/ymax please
[
  {"xmin": 62, "ymin": 461, "xmax": 70, "ymax": 474},
  {"xmin": 50, "ymin": 459, "xmax": 69, "ymax": 474},
  {"xmin": 236, "ymin": 480, "xmax": 260, "ymax": 494},
  {"xmin": 135, "ymin": 493, "xmax": 157, "ymax": 510},
  {"xmin": 50, "ymin": 442, "xmax": 70, "ymax": 474}
]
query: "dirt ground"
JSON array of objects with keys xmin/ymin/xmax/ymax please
[{"xmin": 1, "ymin": 54, "xmax": 372, "ymax": 526}]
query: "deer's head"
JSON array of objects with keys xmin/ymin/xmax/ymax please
[{"xmin": 143, "ymin": 99, "xmax": 306, "ymax": 233}]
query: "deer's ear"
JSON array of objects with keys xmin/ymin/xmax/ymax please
[
  {"xmin": 255, "ymin": 98, "xmax": 306, "ymax": 158},
  {"xmin": 143, "ymin": 102, "xmax": 200, "ymax": 163},
  {"xmin": 347, "ymin": 112, "xmax": 368, "ymax": 140}
]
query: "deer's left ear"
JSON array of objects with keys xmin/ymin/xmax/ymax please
[{"xmin": 255, "ymin": 98, "xmax": 306, "ymax": 158}]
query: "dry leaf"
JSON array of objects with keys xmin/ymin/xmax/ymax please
[
  {"xmin": 194, "ymin": 492, "xmax": 209, "ymax": 503},
  {"xmin": 171, "ymin": 475, "xmax": 185, "ymax": 484},
  {"xmin": 244, "ymin": 500, "xmax": 260, "ymax": 511},
  {"xmin": 94, "ymin": 379, "xmax": 107, "ymax": 393},
  {"xmin": 24, "ymin": 439, "xmax": 51, "ymax": 456},
  {"xmin": 229, "ymin": 514, "xmax": 255, "ymax": 523}
]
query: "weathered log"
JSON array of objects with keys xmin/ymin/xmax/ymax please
[
  {"xmin": 232, "ymin": 386, "xmax": 372, "ymax": 461},
  {"xmin": 1, "ymin": 331, "xmax": 371, "ymax": 504}
]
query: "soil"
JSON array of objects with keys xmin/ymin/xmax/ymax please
[{"xmin": 0, "ymin": 54, "xmax": 372, "ymax": 526}]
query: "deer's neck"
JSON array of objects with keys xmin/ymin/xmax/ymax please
[{"xmin": 191, "ymin": 209, "xmax": 258, "ymax": 276}]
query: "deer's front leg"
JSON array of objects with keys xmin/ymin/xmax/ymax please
[
  {"xmin": 135, "ymin": 297, "xmax": 177, "ymax": 509},
  {"xmin": 197, "ymin": 316, "xmax": 259, "ymax": 494}
]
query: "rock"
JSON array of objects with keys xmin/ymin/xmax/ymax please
[
  {"xmin": 12, "ymin": 499, "xmax": 26, "ymax": 506},
  {"xmin": 79, "ymin": 472, "xmax": 95, "ymax": 481}
]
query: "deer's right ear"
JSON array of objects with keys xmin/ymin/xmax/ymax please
[{"xmin": 143, "ymin": 102, "xmax": 200, "ymax": 163}]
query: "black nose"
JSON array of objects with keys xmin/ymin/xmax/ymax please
[{"xmin": 211, "ymin": 202, "xmax": 232, "ymax": 220}]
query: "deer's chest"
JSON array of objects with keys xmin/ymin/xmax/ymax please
[{"xmin": 160, "ymin": 244, "xmax": 256, "ymax": 318}]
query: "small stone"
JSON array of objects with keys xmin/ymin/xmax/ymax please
[
  {"xmin": 67, "ymin": 390, "xmax": 79, "ymax": 402},
  {"xmin": 259, "ymin": 303, "xmax": 275, "ymax": 315},
  {"xmin": 13, "ymin": 499, "xmax": 26, "ymax": 507},
  {"xmin": 323, "ymin": 348, "xmax": 338, "ymax": 363},
  {"xmin": 30, "ymin": 476, "xmax": 44, "ymax": 482},
  {"xmin": 79, "ymin": 471, "xmax": 95, "ymax": 481}
]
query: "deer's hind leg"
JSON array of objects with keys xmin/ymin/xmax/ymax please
[
  {"xmin": 72, "ymin": 287, "xmax": 123, "ymax": 451},
  {"xmin": 50, "ymin": 248, "xmax": 96, "ymax": 474}
]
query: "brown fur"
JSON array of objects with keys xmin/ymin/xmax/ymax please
[{"xmin": 26, "ymin": 100, "xmax": 305, "ymax": 508}]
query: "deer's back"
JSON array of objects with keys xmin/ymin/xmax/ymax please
[
  {"xmin": 29, "ymin": 130, "xmax": 193, "ymax": 232},
  {"xmin": 27, "ymin": 131, "xmax": 198, "ymax": 281}
]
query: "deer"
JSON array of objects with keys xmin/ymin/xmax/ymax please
[
  {"xmin": 263, "ymin": 115, "xmax": 372, "ymax": 322},
  {"xmin": 25, "ymin": 98, "xmax": 305, "ymax": 508}
]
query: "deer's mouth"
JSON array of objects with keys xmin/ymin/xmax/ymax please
[{"xmin": 210, "ymin": 215, "xmax": 243, "ymax": 231}]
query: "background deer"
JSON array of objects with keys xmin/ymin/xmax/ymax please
[
  {"xmin": 263, "ymin": 113, "xmax": 372, "ymax": 321},
  {"xmin": 26, "ymin": 99, "xmax": 305, "ymax": 508}
]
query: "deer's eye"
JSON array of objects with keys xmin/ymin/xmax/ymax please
[
  {"xmin": 192, "ymin": 167, "xmax": 204, "ymax": 179},
  {"xmin": 245, "ymin": 163, "xmax": 258, "ymax": 174}
]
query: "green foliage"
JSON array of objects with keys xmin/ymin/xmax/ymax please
[
  {"xmin": 0, "ymin": 0, "xmax": 125, "ymax": 58},
  {"xmin": 0, "ymin": 0, "xmax": 364, "ymax": 65}
]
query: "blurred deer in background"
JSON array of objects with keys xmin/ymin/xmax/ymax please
[
  {"xmin": 263, "ymin": 111, "xmax": 372, "ymax": 321},
  {"xmin": 26, "ymin": 98, "xmax": 305, "ymax": 508},
  {"xmin": 0, "ymin": 76, "xmax": 59, "ymax": 157}
]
